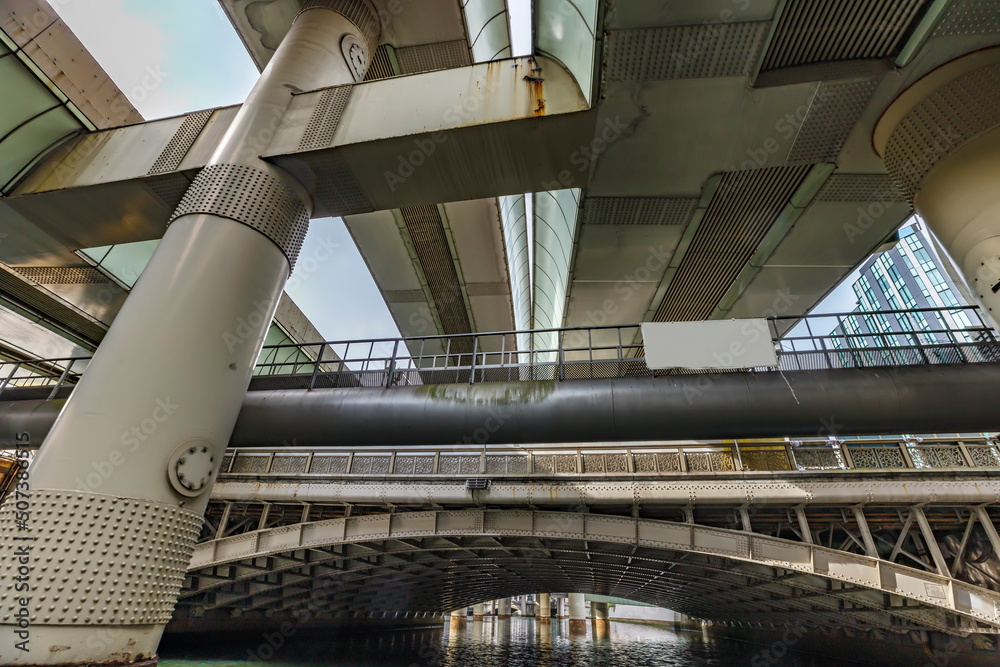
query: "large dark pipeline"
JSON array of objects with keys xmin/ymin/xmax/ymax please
[{"xmin": 2, "ymin": 363, "xmax": 998, "ymax": 447}]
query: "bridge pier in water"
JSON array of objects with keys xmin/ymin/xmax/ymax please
[
  {"xmin": 568, "ymin": 594, "xmax": 587, "ymax": 635},
  {"xmin": 591, "ymin": 602, "xmax": 609, "ymax": 630},
  {"xmin": 538, "ymin": 594, "xmax": 551, "ymax": 623}
]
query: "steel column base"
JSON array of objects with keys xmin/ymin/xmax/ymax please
[{"xmin": 568, "ymin": 619, "xmax": 587, "ymax": 634}]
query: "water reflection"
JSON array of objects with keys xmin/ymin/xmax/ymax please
[{"xmin": 160, "ymin": 616, "xmax": 859, "ymax": 666}]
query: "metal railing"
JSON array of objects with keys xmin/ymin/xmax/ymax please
[
  {"xmin": 1, "ymin": 306, "xmax": 997, "ymax": 396},
  {"xmin": 247, "ymin": 305, "xmax": 1000, "ymax": 390},
  {"xmin": 774, "ymin": 305, "xmax": 999, "ymax": 372},
  {"xmin": 0, "ymin": 356, "xmax": 87, "ymax": 400},
  {"xmin": 216, "ymin": 435, "xmax": 1000, "ymax": 479}
]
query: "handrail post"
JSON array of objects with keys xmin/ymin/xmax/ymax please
[
  {"xmin": 943, "ymin": 321, "xmax": 968, "ymax": 362},
  {"xmin": 386, "ymin": 340, "xmax": 399, "ymax": 388},
  {"xmin": 308, "ymin": 343, "xmax": 326, "ymax": 391},
  {"xmin": 588, "ymin": 328, "xmax": 593, "ymax": 379},
  {"xmin": 0, "ymin": 362, "xmax": 21, "ymax": 401},
  {"xmin": 819, "ymin": 337, "xmax": 834, "ymax": 370},
  {"xmin": 558, "ymin": 331, "xmax": 565, "ymax": 381},
  {"xmin": 913, "ymin": 328, "xmax": 931, "ymax": 364},
  {"xmin": 48, "ymin": 358, "xmax": 75, "ymax": 401},
  {"xmin": 469, "ymin": 336, "xmax": 478, "ymax": 385}
]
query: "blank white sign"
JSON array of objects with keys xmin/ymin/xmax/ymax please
[{"xmin": 641, "ymin": 320, "xmax": 778, "ymax": 370}]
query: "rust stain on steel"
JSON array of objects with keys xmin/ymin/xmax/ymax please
[
  {"xmin": 524, "ymin": 76, "xmax": 545, "ymax": 116},
  {"xmin": 32, "ymin": 656, "xmax": 160, "ymax": 667}
]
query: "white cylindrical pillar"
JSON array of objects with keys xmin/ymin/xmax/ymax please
[
  {"xmin": 568, "ymin": 593, "xmax": 587, "ymax": 633},
  {"xmin": 472, "ymin": 603, "xmax": 485, "ymax": 621},
  {"xmin": 875, "ymin": 48, "xmax": 1000, "ymax": 331},
  {"xmin": 0, "ymin": 4, "xmax": 378, "ymax": 665},
  {"xmin": 497, "ymin": 598, "xmax": 511, "ymax": 619},
  {"xmin": 538, "ymin": 593, "xmax": 551, "ymax": 622}
]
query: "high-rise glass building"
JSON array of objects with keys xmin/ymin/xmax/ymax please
[{"xmin": 830, "ymin": 219, "xmax": 983, "ymax": 350}]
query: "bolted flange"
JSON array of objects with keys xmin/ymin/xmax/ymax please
[{"xmin": 167, "ymin": 440, "xmax": 216, "ymax": 497}]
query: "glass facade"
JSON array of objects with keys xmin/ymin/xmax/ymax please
[{"xmin": 829, "ymin": 220, "xmax": 979, "ymax": 349}]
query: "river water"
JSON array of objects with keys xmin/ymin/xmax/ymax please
[{"xmin": 159, "ymin": 616, "xmax": 862, "ymax": 666}]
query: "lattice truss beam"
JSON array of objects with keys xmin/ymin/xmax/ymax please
[{"xmin": 178, "ymin": 504, "xmax": 1000, "ymax": 636}]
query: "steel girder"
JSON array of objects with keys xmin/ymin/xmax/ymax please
[{"xmin": 178, "ymin": 509, "xmax": 1000, "ymax": 636}]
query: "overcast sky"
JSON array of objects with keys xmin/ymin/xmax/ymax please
[{"xmin": 47, "ymin": 0, "xmax": 875, "ymax": 344}]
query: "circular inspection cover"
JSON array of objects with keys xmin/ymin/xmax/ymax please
[{"xmin": 167, "ymin": 441, "xmax": 216, "ymax": 497}]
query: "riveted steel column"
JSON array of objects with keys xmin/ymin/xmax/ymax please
[
  {"xmin": 0, "ymin": 3, "xmax": 378, "ymax": 665},
  {"xmin": 568, "ymin": 593, "xmax": 587, "ymax": 634},
  {"xmin": 875, "ymin": 48, "xmax": 1000, "ymax": 330}
]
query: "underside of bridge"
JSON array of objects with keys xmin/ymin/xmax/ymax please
[
  {"xmin": 3, "ymin": 0, "xmax": 1000, "ymax": 664},
  {"xmin": 178, "ymin": 499, "xmax": 1000, "ymax": 638},
  {"xmin": 174, "ymin": 435, "xmax": 1000, "ymax": 642}
]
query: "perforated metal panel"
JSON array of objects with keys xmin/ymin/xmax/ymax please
[
  {"xmin": 297, "ymin": 0, "xmax": 381, "ymax": 50},
  {"xmin": 465, "ymin": 281, "xmax": 509, "ymax": 296},
  {"xmin": 604, "ymin": 22, "xmax": 768, "ymax": 82},
  {"xmin": 12, "ymin": 266, "xmax": 110, "ymax": 285},
  {"xmin": 0, "ymin": 268, "xmax": 106, "ymax": 344},
  {"xmin": 934, "ymin": 0, "xmax": 1000, "ymax": 35},
  {"xmin": 385, "ymin": 289, "xmax": 426, "ymax": 303},
  {"xmin": 299, "ymin": 85, "xmax": 353, "ymax": 151},
  {"xmin": 884, "ymin": 62, "xmax": 1000, "ymax": 201},
  {"xmin": 145, "ymin": 172, "xmax": 192, "ymax": 208},
  {"xmin": 653, "ymin": 166, "xmax": 810, "ymax": 322},
  {"xmin": 281, "ymin": 151, "xmax": 373, "ymax": 217},
  {"xmin": 399, "ymin": 205, "xmax": 473, "ymax": 339},
  {"xmin": 816, "ymin": 174, "xmax": 906, "ymax": 202},
  {"xmin": 787, "ymin": 78, "xmax": 879, "ymax": 165},
  {"xmin": 0, "ymin": 490, "xmax": 201, "ymax": 625},
  {"xmin": 760, "ymin": 0, "xmax": 931, "ymax": 71},
  {"xmin": 148, "ymin": 110, "xmax": 213, "ymax": 175},
  {"xmin": 396, "ymin": 40, "xmax": 472, "ymax": 74},
  {"xmin": 582, "ymin": 197, "xmax": 698, "ymax": 225},
  {"xmin": 169, "ymin": 164, "xmax": 310, "ymax": 267}
]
